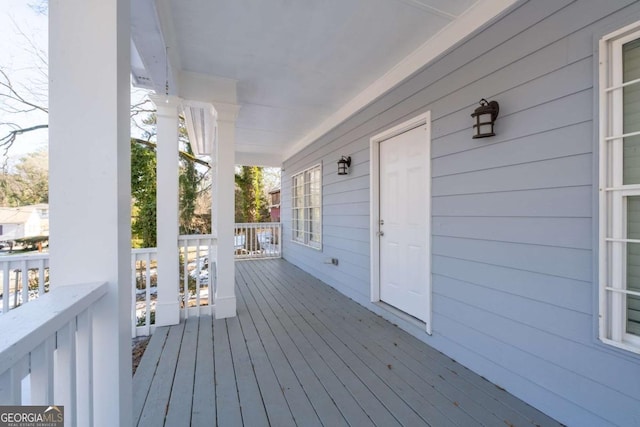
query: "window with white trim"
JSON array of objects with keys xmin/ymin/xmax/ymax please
[
  {"xmin": 291, "ymin": 164, "xmax": 322, "ymax": 249},
  {"xmin": 599, "ymin": 22, "xmax": 640, "ymax": 352}
]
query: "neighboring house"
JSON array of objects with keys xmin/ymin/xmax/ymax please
[
  {"xmin": 36, "ymin": 1, "xmax": 640, "ymax": 425},
  {"xmin": 0, "ymin": 206, "xmax": 44, "ymax": 242},
  {"xmin": 268, "ymin": 189, "xmax": 280, "ymax": 222}
]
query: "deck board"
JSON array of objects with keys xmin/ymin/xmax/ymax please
[
  {"xmin": 265, "ymin": 259, "xmax": 555, "ymax": 426},
  {"xmin": 164, "ymin": 316, "xmax": 199, "ymax": 427},
  {"xmin": 133, "ymin": 326, "xmax": 168, "ymax": 425},
  {"xmin": 235, "ymin": 285, "xmax": 297, "ymax": 427},
  {"xmin": 226, "ymin": 315, "xmax": 269, "ymax": 427},
  {"xmin": 260, "ymin": 260, "xmax": 514, "ymax": 426},
  {"xmin": 191, "ymin": 316, "xmax": 216, "ymax": 426},
  {"xmin": 238, "ymin": 263, "xmax": 376, "ymax": 427},
  {"xmin": 135, "ymin": 258, "xmax": 562, "ymax": 427},
  {"xmin": 213, "ymin": 317, "xmax": 243, "ymax": 426},
  {"xmin": 138, "ymin": 322, "xmax": 184, "ymax": 427}
]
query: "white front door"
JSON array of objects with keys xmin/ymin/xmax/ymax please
[{"xmin": 378, "ymin": 121, "xmax": 431, "ymax": 325}]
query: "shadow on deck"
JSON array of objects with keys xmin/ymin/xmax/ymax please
[{"xmin": 133, "ymin": 259, "xmax": 560, "ymax": 427}]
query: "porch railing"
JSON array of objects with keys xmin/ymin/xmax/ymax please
[
  {"xmin": 178, "ymin": 234, "xmax": 217, "ymax": 319},
  {"xmin": 0, "ymin": 281, "xmax": 108, "ymax": 426},
  {"xmin": 0, "ymin": 254, "xmax": 49, "ymax": 315},
  {"xmin": 131, "ymin": 248, "xmax": 158, "ymax": 337},
  {"xmin": 234, "ymin": 222, "xmax": 282, "ymax": 259},
  {"xmin": 1, "ymin": 224, "xmax": 280, "ymax": 336}
]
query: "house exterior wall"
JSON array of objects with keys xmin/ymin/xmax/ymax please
[
  {"xmin": 0, "ymin": 213, "xmax": 40, "ymax": 240},
  {"xmin": 0, "ymin": 223, "xmax": 23, "ymax": 241},
  {"xmin": 282, "ymin": 1, "xmax": 640, "ymax": 425}
]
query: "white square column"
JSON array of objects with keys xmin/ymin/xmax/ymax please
[
  {"xmin": 214, "ymin": 103, "xmax": 240, "ymax": 319},
  {"xmin": 49, "ymin": 0, "xmax": 132, "ymax": 425},
  {"xmin": 150, "ymin": 95, "xmax": 181, "ymax": 327}
]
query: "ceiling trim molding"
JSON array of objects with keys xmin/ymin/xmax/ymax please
[
  {"xmin": 283, "ymin": 0, "xmax": 519, "ymax": 161},
  {"xmin": 393, "ymin": 0, "xmax": 458, "ymax": 20}
]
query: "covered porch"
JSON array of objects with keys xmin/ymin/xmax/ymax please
[{"xmin": 134, "ymin": 259, "xmax": 560, "ymax": 427}]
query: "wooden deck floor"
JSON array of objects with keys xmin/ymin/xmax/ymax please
[{"xmin": 134, "ymin": 259, "xmax": 560, "ymax": 427}]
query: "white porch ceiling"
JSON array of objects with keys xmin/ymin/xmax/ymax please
[{"xmin": 131, "ymin": 0, "xmax": 516, "ymax": 166}]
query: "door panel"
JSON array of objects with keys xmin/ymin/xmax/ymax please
[{"xmin": 379, "ymin": 124, "xmax": 430, "ymax": 323}]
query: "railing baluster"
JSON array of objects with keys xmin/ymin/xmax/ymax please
[
  {"xmin": 196, "ymin": 240, "xmax": 201, "ymax": 311},
  {"xmin": 21, "ymin": 260, "xmax": 28, "ymax": 304},
  {"xmin": 2, "ymin": 264, "xmax": 9, "ymax": 315},
  {"xmin": 30, "ymin": 335, "xmax": 55, "ymax": 405},
  {"xmin": 54, "ymin": 321, "xmax": 77, "ymax": 427},
  {"xmin": 38, "ymin": 259, "xmax": 45, "ymax": 296},
  {"xmin": 208, "ymin": 242, "xmax": 213, "ymax": 306},
  {"xmin": 0, "ymin": 365, "xmax": 22, "ymax": 405},
  {"xmin": 13, "ymin": 270, "xmax": 19, "ymax": 309},
  {"xmin": 76, "ymin": 309, "xmax": 94, "ymax": 427},
  {"xmin": 131, "ymin": 255, "xmax": 137, "ymax": 338},
  {"xmin": 145, "ymin": 253, "xmax": 151, "ymax": 334},
  {"xmin": 182, "ymin": 240, "xmax": 188, "ymax": 318}
]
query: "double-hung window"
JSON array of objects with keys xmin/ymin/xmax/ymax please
[
  {"xmin": 599, "ymin": 21, "xmax": 640, "ymax": 352},
  {"xmin": 291, "ymin": 164, "xmax": 322, "ymax": 249}
]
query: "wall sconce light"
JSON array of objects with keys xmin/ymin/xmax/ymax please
[
  {"xmin": 337, "ymin": 156, "xmax": 351, "ymax": 175},
  {"xmin": 471, "ymin": 98, "xmax": 499, "ymax": 138}
]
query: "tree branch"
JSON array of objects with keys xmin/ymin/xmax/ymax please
[{"xmin": 131, "ymin": 138, "xmax": 211, "ymax": 168}]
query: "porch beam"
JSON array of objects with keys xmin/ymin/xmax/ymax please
[
  {"xmin": 48, "ymin": 0, "xmax": 132, "ymax": 425},
  {"xmin": 150, "ymin": 95, "xmax": 182, "ymax": 327},
  {"xmin": 214, "ymin": 103, "xmax": 240, "ymax": 319}
]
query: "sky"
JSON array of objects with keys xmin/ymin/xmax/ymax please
[{"xmin": 0, "ymin": 1, "xmax": 49, "ymax": 161}]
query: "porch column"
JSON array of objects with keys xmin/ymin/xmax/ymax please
[
  {"xmin": 150, "ymin": 95, "xmax": 181, "ymax": 327},
  {"xmin": 49, "ymin": 0, "xmax": 132, "ymax": 426},
  {"xmin": 214, "ymin": 103, "xmax": 240, "ymax": 318}
]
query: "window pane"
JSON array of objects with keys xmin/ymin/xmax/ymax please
[
  {"xmin": 291, "ymin": 165, "xmax": 322, "ymax": 249},
  {"xmin": 624, "ymin": 38, "xmax": 640, "ymax": 83},
  {"xmin": 623, "ymin": 39, "xmax": 640, "ymax": 135},
  {"xmin": 627, "ymin": 241, "xmax": 640, "ymax": 336},
  {"xmin": 629, "ymin": 294, "xmax": 640, "ymax": 336},
  {"xmin": 624, "ymin": 136, "xmax": 640, "ymax": 184}
]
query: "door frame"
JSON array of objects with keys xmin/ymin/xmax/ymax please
[{"xmin": 370, "ymin": 111, "xmax": 432, "ymax": 334}]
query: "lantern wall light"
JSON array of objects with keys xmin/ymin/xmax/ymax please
[
  {"xmin": 337, "ymin": 156, "xmax": 351, "ymax": 175},
  {"xmin": 471, "ymin": 98, "xmax": 499, "ymax": 138}
]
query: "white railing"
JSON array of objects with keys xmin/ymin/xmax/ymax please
[
  {"xmin": 0, "ymin": 281, "xmax": 108, "ymax": 426},
  {"xmin": 0, "ymin": 254, "xmax": 50, "ymax": 315},
  {"xmin": 131, "ymin": 248, "xmax": 158, "ymax": 337},
  {"xmin": 234, "ymin": 222, "xmax": 282, "ymax": 259},
  {"xmin": 178, "ymin": 234, "xmax": 217, "ymax": 319},
  {"xmin": 1, "ymin": 225, "xmax": 275, "ymax": 337}
]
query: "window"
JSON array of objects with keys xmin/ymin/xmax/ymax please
[
  {"xmin": 599, "ymin": 22, "xmax": 640, "ymax": 352},
  {"xmin": 291, "ymin": 164, "xmax": 322, "ymax": 249}
]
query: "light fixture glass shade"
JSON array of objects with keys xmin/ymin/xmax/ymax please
[
  {"xmin": 337, "ymin": 156, "xmax": 351, "ymax": 175},
  {"xmin": 471, "ymin": 99, "xmax": 499, "ymax": 138}
]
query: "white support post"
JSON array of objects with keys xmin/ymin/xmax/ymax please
[
  {"xmin": 49, "ymin": 0, "xmax": 132, "ymax": 425},
  {"xmin": 214, "ymin": 104, "xmax": 240, "ymax": 319},
  {"xmin": 150, "ymin": 95, "xmax": 181, "ymax": 327}
]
